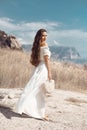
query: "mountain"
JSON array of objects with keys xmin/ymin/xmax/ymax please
[
  {"xmin": 50, "ymin": 46, "xmax": 80, "ymax": 60},
  {"xmin": 22, "ymin": 44, "xmax": 80, "ymax": 60}
]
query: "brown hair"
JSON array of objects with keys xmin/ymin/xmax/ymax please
[{"xmin": 30, "ymin": 29, "xmax": 47, "ymax": 66}]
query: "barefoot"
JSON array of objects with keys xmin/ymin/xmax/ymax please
[{"xmin": 43, "ymin": 115, "xmax": 49, "ymax": 121}]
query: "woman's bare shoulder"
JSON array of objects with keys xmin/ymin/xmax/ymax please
[{"xmin": 40, "ymin": 43, "xmax": 48, "ymax": 47}]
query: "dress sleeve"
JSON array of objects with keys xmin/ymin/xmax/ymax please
[{"xmin": 43, "ymin": 47, "xmax": 51, "ymax": 57}]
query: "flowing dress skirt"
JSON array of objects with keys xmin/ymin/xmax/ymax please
[{"xmin": 16, "ymin": 62, "xmax": 48, "ymax": 119}]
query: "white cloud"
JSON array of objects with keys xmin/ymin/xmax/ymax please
[
  {"xmin": 0, "ymin": 17, "xmax": 61, "ymax": 44},
  {"xmin": 0, "ymin": 17, "xmax": 59, "ymax": 31},
  {"xmin": 0, "ymin": 17, "xmax": 16, "ymax": 31},
  {"xmin": 20, "ymin": 21, "xmax": 59, "ymax": 30},
  {"xmin": 49, "ymin": 29, "xmax": 87, "ymax": 39}
]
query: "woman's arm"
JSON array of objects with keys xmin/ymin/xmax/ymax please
[{"xmin": 44, "ymin": 55, "xmax": 52, "ymax": 80}]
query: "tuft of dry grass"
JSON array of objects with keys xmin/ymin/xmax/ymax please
[
  {"xmin": 0, "ymin": 48, "xmax": 87, "ymax": 92},
  {"xmin": 65, "ymin": 97, "xmax": 87, "ymax": 105}
]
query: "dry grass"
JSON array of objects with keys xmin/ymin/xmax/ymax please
[
  {"xmin": 0, "ymin": 48, "xmax": 33, "ymax": 88},
  {"xmin": 0, "ymin": 48, "xmax": 87, "ymax": 92},
  {"xmin": 52, "ymin": 61, "xmax": 87, "ymax": 92}
]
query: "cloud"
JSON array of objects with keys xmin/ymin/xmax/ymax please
[
  {"xmin": 0, "ymin": 17, "xmax": 16, "ymax": 31},
  {"xmin": 20, "ymin": 21, "xmax": 59, "ymax": 30},
  {"xmin": 0, "ymin": 17, "xmax": 59, "ymax": 31},
  {"xmin": 0, "ymin": 17, "xmax": 61, "ymax": 44},
  {"xmin": 0, "ymin": 17, "xmax": 87, "ymax": 56}
]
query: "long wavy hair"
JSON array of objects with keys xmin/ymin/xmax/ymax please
[{"xmin": 30, "ymin": 29, "xmax": 47, "ymax": 66}]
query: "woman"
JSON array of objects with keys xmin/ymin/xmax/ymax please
[{"xmin": 16, "ymin": 29, "xmax": 52, "ymax": 120}]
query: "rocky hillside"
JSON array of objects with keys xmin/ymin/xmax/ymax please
[
  {"xmin": 0, "ymin": 30, "xmax": 22, "ymax": 50},
  {"xmin": 22, "ymin": 44, "xmax": 80, "ymax": 60}
]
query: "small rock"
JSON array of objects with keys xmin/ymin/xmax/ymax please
[
  {"xmin": 0, "ymin": 95, "xmax": 4, "ymax": 100},
  {"xmin": 8, "ymin": 93, "xmax": 15, "ymax": 99}
]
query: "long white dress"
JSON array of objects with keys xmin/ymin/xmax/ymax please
[{"xmin": 16, "ymin": 46, "xmax": 51, "ymax": 119}]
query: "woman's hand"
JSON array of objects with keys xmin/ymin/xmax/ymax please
[{"xmin": 48, "ymin": 72, "xmax": 52, "ymax": 80}]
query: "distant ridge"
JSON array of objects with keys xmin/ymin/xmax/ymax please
[{"xmin": 50, "ymin": 46, "xmax": 80, "ymax": 60}]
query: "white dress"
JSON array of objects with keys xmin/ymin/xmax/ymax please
[{"xmin": 16, "ymin": 46, "xmax": 51, "ymax": 119}]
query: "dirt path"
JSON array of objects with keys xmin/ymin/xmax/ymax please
[{"xmin": 0, "ymin": 88, "xmax": 87, "ymax": 130}]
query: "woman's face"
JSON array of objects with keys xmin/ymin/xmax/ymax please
[{"xmin": 41, "ymin": 31, "xmax": 47, "ymax": 42}]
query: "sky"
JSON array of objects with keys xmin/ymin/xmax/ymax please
[{"xmin": 0, "ymin": 0, "xmax": 87, "ymax": 57}]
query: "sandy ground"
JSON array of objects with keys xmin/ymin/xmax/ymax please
[{"xmin": 0, "ymin": 88, "xmax": 87, "ymax": 130}]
